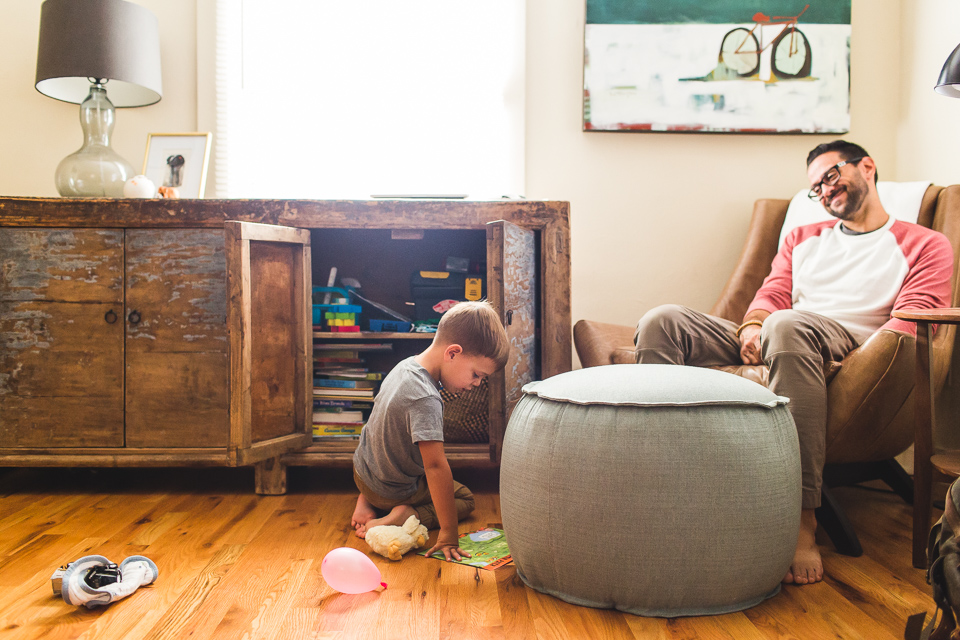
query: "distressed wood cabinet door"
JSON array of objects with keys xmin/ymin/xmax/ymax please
[
  {"xmin": 486, "ymin": 220, "xmax": 538, "ymax": 461},
  {"xmin": 225, "ymin": 221, "xmax": 313, "ymax": 466},
  {"xmin": 124, "ymin": 230, "xmax": 230, "ymax": 448},
  {"xmin": 0, "ymin": 229, "xmax": 124, "ymax": 447}
]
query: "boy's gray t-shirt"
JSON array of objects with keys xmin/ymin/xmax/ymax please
[{"xmin": 353, "ymin": 356, "xmax": 444, "ymax": 500}]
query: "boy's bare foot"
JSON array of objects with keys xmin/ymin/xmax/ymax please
[
  {"xmin": 351, "ymin": 494, "xmax": 376, "ymax": 537},
  {"xmin": 356, "ymin": 504, "xmax": 417, "ymax": 539},
  {"xmin": 783, "ymin": 508, "xmax": 823, "ymax": 585}
]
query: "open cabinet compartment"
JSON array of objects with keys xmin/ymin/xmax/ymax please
[{"xmin": 285, "ymin": 220, "xmax": 540, "ymax": 469}]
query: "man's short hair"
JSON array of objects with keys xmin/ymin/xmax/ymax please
[
  {"xmin": 806, "ymin": 140, "xmax": 878, "ymax": 183},
  {"xmin": 434, "ymin": 300, "xmax": 510, "ymax": 369}
]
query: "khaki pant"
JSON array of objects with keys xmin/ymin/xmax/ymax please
[
  {"xmin": 353, "ymin": 469, "xmax": 475, "ymax": 530},
  {"xmin": 634, "ymin": 304, "xmax": 860, "ymax": 509}
]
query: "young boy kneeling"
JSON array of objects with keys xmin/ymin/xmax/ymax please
[{"xmin": 351, "ymin": 301, "xmax": 510, "ymax": 560}]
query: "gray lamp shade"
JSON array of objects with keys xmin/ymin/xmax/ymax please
[
  {"xmin": 35, "ymin": 0, "xmax": 162, "ymax": 107},
  {"xmin": 935, "ymin": 42, "xmax": 960, "ymax": 98}
]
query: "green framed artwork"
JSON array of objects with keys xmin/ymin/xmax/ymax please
[{"xmin": 583, "ymin": 1, "xmax": 851, "ymax": 133}]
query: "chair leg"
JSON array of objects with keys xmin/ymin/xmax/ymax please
[
  {"xmin": 815, "ymin": 485, "xmax": 864, "ymax": 557},
  {"xmin": 914, "ymin": 463, "xmax": 934, "ymax": 569},
  {"xmin": 822, "ymin": 459, "xmax": 913, "ymax": 503},
  {"xmin": 877, "ymin": 458, "xmax": 914, "ymax": 505},
  {"xmin": 816, "ymin": 459, "xmax": 914, "ymax": 559}
]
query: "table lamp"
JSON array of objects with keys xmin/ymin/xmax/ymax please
[
  {"xmin": 35, "ymin": 0, "xmax": 162, "ymax": 197},
  {"xmin": 935, "ymin": 42, "xmax": 960, "ymax": 98}
]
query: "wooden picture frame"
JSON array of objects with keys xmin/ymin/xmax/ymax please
[{"xmin": 142, "ymin": 132, "xmax": 212, "ymax": 198}]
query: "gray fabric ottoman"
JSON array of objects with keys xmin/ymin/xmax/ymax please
[{"xmin": 499, "ymin": 364, "xmax": 801, "ymax": 617}]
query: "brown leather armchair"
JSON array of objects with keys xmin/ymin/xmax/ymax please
[{"xmin": 574, "ymin": 185, "xmax": 960, "ymax": 556}]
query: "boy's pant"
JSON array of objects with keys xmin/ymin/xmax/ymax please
[
  {"xmin": 353, "ymin": 469, "xmax": 475, "ymax": 530},
  {"xmin": 634, "ymin": 304, "xmax": 860, "ymax": 510}
]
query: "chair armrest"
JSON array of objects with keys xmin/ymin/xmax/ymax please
[
  {"xmin": 573, "ymin": 320, "xmax": 636, "ymax": 368},
  {"xmin": 825, "ymin": 329, "xmax": 915, "ymax": 462}
]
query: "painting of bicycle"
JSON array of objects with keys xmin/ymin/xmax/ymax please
[{"xmin": 583, "ymin": 1, "xmax": 850, "ymax": 133}]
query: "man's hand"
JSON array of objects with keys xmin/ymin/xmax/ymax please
[
  {"xmin": 739, "ymin": 324, "xmax": 763, "ymax": 365},
  {"xmin": 425, "ymin": 529, "xmax": 472, "ymax": 562}
]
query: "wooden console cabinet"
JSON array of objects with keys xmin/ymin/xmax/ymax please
[{"xmin": 0, "ymin": 198, "xmax": 571, "ymax": 493}]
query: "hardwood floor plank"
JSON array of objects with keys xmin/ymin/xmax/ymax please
[
  {"xmin": 291, "ymin": 497, "xmax": 356, "ymax": 611},
  {"xmin": 662, "ymin": 611, "xmax": 770, "ymax": 640},
  {"xmin": 214, "ymin": 496, "xmax": 289, "ymax": 546},
  {"xmin": 241, "ymin": 558, "xmax": 314, "ymax": 640},
  {"xmin": 622, "ymin": 614, "xmax": 670, "ymax": 639},
  {"xmin": 274, "ymin": 607, "xmax": 325, "ymax": 640},
  {"xmin": 117, "ymin": 509, "xmax": 251, "ymax": 638},
  {"xmin": 826, "ymin": 553, "xmax": 935, "ymax": 630},
  {"xmin": 0, "ymin": 535, "xmax": 106, "ymax": 589},
  {"xmin": 202, "ymin": 496, "xmax": 326, "ymax": 639},
  {"xmin": 772, "ymin": 582, "xmax": 902, "ymax": 640},
  {"xmin": 315, "ymin": 590, "xmax": 384, "ymax": 639},
  {"xmin": 0, "ymin": 468, "xmax": 942, "ymax": 640},
  {"xmin": 0, "ymin": 495, "xmax": 95, "ymax": 555},
  {"xmin": 140, "ymin": 544, "xmax": 246, "ymax": 640},
  {"xmin": 436, "ymin": 567, "xmax": 504, "ymax": 639},
  {"xmin": 495, "ymin": 568, "xmax": 537, "ymax": 640}
]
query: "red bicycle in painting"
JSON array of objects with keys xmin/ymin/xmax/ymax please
[{"xmin": 719, "ymin": 4, "xmax": 812, "ymax": 80}]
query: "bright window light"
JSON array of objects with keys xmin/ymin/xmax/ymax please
[{"xmin": 211, "ymin": 0, "xmax": 525, "ymax": 200}]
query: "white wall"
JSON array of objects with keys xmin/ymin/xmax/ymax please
[{"xmin": 0, "ymin": 0, "xmax": 198, "ymax": 198}]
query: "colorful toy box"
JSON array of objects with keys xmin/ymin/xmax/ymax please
[{"xmin": 312, "ymin": 286, "xmax": 361, "ymax": 332}]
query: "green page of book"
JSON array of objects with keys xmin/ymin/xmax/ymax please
[{"xmin": 418, "ymin": 528, "xmax": 512, "ymax": 570}]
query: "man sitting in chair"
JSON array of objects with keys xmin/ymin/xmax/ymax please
[{"xmin": 634, "ymin": 140, "xmax": 953, "ymax": 584}]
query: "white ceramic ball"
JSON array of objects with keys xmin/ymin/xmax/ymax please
[{"xmin": 123, "ymin": 175, "xmax": 157, "ymax": 198}]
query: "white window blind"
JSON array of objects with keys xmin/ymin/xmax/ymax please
[{"xmin": 207, "ymin": 0, "xmax": 525, "ymax": 199}]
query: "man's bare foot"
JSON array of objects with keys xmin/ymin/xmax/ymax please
[
  {"xmin": 356, "ymin": 504, "xmax": 417, "ymax": 539},
  {"xmin": 351, "ymin": 494, "xmax": 376, "ymax": 537},
  {"xmin": 783, "ymin": 508, "xmax": 823, "ymax": 585}
]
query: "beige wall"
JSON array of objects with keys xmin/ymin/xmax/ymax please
[
  {"xmin": 526, "ymin": 0, "xmax": 907, "ymax": 334},
  {"xmin": 1, "ymin": 0, "xmax": 957, "ymax": 346},
  {"xmin": 1, "ymin": 0, "xmax": 198, "ymax": 198},
  {"xmin": 896, "ymin": 0, "xmax": 960, "ymax": 184}
]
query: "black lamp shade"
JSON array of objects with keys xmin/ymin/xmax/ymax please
[
  {"xmin": 936, "ymin": 42, "xmax": 960, "ymax": 98},
  {"xmin": 35, "ymin": 0, "xmax": 162, "ymax": 107}
]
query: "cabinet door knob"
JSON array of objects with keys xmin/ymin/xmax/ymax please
[
  {"xmin": 506, "ymin": 310, "xmax": 513, "ymax": 326},
  {"xmin": 104, "ymin": 310, "xmax": 118, "ymax": 324},
  {"xmin": 128, "ymin": 310, "xmax": 142, "ymax": 325}
]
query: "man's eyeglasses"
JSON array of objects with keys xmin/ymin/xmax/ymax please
[{"xmin": 807, "ymin": 157, "xmax": 864, "ymax": 200}]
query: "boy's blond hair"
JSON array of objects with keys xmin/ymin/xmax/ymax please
[{"xmin": 434, "ymin": 301, "xmax": 510, "ymax": 369}]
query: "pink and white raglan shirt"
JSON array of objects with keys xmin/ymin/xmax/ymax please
[{"xmin": 746, "ymin": 217, "xmax": 953, "ymax": 343}]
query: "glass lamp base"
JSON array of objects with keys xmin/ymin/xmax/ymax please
[
  {"xmin": 56, "ymin": 147, "xmax": 135, "ymax": 198},
  {"xmin": 55, "ymin": 84, "xmax": 136, "ymax": 198}
]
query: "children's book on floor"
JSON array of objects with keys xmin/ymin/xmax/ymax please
[{"xmin": 419, "ymin": 528, "xmax": 512, "ymax": 570}]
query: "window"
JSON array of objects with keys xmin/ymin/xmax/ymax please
[{"xmin": 204, "ymin": 0, "xmax": 525, "ymax": 199}]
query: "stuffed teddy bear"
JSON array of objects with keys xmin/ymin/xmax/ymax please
[{"xmin": 365, "ymin": 515, "xmax": 429, "ymax": 561}]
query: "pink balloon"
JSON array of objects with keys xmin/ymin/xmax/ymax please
[{"xmin": 321, "ymin": 547, "xmax": 387, "ymax": 594}]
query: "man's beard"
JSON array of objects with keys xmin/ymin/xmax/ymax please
[{"xmin": 824, "ymin": 175, "xmax": 868, "ymax": 221}]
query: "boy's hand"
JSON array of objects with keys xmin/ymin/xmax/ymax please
[
  {"xmin": 426, "ymin": 530, "xmax": 472, "ymax": 562},
  {"xmin": 418, "ymin": 441, "xmax": 471, "ymax": 561}
]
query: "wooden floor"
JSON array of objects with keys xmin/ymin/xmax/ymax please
[{"xmin": 0, "ymin": 465, "xmax": 941, "ymax": 639}]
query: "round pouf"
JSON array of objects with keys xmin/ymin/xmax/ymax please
[{"xmin": 500, "ymin": 364, "xmax": 801, "ymax": 617}]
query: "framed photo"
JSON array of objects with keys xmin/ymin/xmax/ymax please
[
  {"xmin": 142, "ymin": 133, "xmax": 212, "ymax": 198},
  {"xmin": 583, "ymin": 1, "xmax": 851, "ymax": 133}
]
